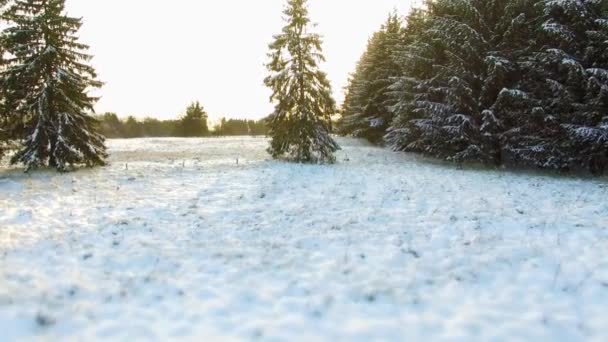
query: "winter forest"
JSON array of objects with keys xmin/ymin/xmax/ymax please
[
  {"xmin": 1, "ymin": 0, "xmax": 606, "ymax": 173},
  {"xmin": 341, "ymin": 0, "xmax": 608, "ymax": 174},
  {"xmin": 1, "ymin": 0, "xmax": 608, "ymax": 341}
]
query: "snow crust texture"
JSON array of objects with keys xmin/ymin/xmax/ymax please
[{"xmin": 1, "ymin": 137, "xmax": 607, "ymax": 341}]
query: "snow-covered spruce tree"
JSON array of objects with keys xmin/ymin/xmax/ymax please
[
  {"xmin": 497, "ymin": 0, "xmax": 608, "ymax": 173},
  {"xmin": 264, "ymin": 0, "xmax": 339, "ymax": 163},
  {"xmin": 387, "ymin": 0, "xmax": 521, "ymax": 165},
  {"xmin": 387, "ymin": 0, "xmax": 608, "ymax": 173},
  {"xmin": 339, "ymin": 13, "xmax": 402, "ymax": 144},
  {"xmin": 1, "ymin": 0, "xmax": 106, "ymax": 172}
]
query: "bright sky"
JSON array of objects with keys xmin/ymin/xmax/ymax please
[{"xmin": 65, "ymin": 0, "xmax": 419, "ymax": 122}]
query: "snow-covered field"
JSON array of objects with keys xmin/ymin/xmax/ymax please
[{"xmin": 1, "ymin": 137, "xmax": 607, "ymax": 341}]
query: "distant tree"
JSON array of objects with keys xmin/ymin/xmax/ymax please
[
  {"xmin": 174, "ymin": 101, "xmax": 209, "ymax": 137},
  {"xmin": 265, "ymin": 0, "xmax": 339, "ymax": 163},
  {"xmin": 96, "ymin": 113, "xmax": 124, "ymax": 138},
  {"xmin": 1, "ymin": 0, "xmax": 106, "ymax": 171},
  {"xmin": 95, "ymin": 114, "xmax": 183, "ymax": 139},
  {"xmin": 142, "ymin": 117, "xmax": 176, "ymax": 137},
  {"xmin": 212, "ymin": 117, "xmax": 227, "ymax": 136},
  {"xmin": 339, "ymin": 12, "xmax": 402, "ymax": 144},
  {"xmin": 249, "ymin": 118, "xmax": 269, "ymax": 136},
  {"xmin": 123, "ymin": 116, "xmax": 143, "ymax": 138}
]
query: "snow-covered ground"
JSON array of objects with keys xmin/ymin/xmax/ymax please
[{"xmin": 1, "ymin": 137, "xmax": 607, "ymax": 341}]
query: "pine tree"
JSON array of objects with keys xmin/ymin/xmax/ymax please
[
  {"xmin": 475, "ymin": 0, "xmax": 608, "ymax": 172},
  {"xmin": 339, "ymin": 12, "xmax": 402, "ymax": 144},
  {"xmin": 387, "ymin": 0, "xmax": 513, "ymax": 165},
  {"xmin": 385, "ymin": 0, "xmax": 607, "ymax": 174},
  {"xmin": 1, "ymin": 0, "xmax": 106, "ymax": 172},
  {"xmin": 175, "ymin": 101, "xmax": 209, "ymax": 137},
  {"xmin": 123, "ymin": 116, "xmax": 143, "ymax": 138},
  {"xmin": 501, "ymin": 0, "xmax": 608, "ymax": 173},
  {"xmin": 265, "ymin": 0, "xmax": 339, "ymax": 163}
]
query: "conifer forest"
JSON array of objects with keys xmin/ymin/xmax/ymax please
[{"xmin": 1, "ymin": 0, "xmax": 607, "ymax": 341}]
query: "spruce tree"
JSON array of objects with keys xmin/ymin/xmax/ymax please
[
  {"xmin": 387, "ymin": 0, "xmax": 507, "ymax": 164},
  {"xmin": 475, "ymin": 0, "xmax": 608, "ymax": 172},
  {"xmin": 339, "ymin": 12, "xmax": 402, "ymax": 144},
  {"xmin": 386, "ymin": 0, "xmax": 547, "ymax": 165},
  {"xmin": 503, "ymin": 0, "xmax": 608, "ymax": 173},
  {"xmin": 1, "ymin": 0, "xmax": 106, "ymax": 172},
  {"xmin": 265, "ymin": 0, "xmax": 339, "ymax": 163},
  {"xmin": 175, "ymin": 101, "xmax": 209, "ymax": 137},
  {"xmin": 385, "ymin": 0, "xmax": 608, "ymax": 173},
  {"xmin": 123, "ymin": 116, "xmax": 143, "ymax": 138}
]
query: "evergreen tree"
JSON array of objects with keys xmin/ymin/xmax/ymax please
[
  {"xmin": 123, "ymin": 116, "xmax": 143, "ymax": 138},
  {"xmin": 265, "ymin": 0, "xmax": 339, "ymax": 163},
  {"xmin": 339, "ymin": 12, "xmax": 402, "ymax": 144},
  {"xmin": 96, "ymin": 112, "xmax": 125, "ymax": 138},
  {"xmin": 1, "ymin": 0, "xmax": 106, "ymax": 172},
  {"xmin": 499, "ymin": 0, "xmax": 608, "ymax": 173},
  {"xmin": 387, "ymin": 0, "xmax": 519, "ymax": 165},
  {"xmin": 385, "ymin": 0, "xmax": 608, "ymax": 173},
  {"xmin": 174, "ymin": 101, "xmax": 209, "ymax": 137}
]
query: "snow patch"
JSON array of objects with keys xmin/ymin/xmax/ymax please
[{"xmin": 1, "ymin": 137, "xmax": 607, "ymax": 340}]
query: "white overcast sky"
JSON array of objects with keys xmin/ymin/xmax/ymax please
[{"xmin": 65, "ymin": 0, "xmax": 419, "ymax": 121}]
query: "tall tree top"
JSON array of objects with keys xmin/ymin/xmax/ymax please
[
  {"xmin": 3, "ymin": 0, "xmax": 100, "ymax": 102},
  {"xmin": 183, "ymin": 101, "xmax": 208, "ymax": 120},
  {"xmin": 282, "ymin": 0, "xmax": 311, "ymax": 28}
]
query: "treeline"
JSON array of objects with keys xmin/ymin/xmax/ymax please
[
  {"xmin": 340, "ymin": 0, "xmax": 608, "ymax": 174},
  {"xmin": 96, "ymin": 101, "xmax": 212, "ymax": 138},
  {"xmin": 96, "ymin": 111, "xmax": 268, "ymax": 139},
  {"xmin": 96, "ymin": 114, "xmax": 179, "ymax": 139},
  {"xmin": 212, "ymin": 118, "xmax": 268, "ymax": 137}
]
